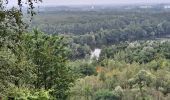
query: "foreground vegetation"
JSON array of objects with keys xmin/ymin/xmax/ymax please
[{"xmin": 0, "ymin": 1, "xmax": 73, "ymax": 99}]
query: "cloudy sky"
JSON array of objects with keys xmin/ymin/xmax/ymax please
[
  {"xmin": 8, "ymin": 0, "xmax": 170, "ymax": 6},
  {"xmin": 43, "ymin": 0, "xmax": 170, "ymax": 5}
]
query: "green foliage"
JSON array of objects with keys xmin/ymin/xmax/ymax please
[
  {"xmin": 69, "ymin": 76, "xmax": 104, "ymax": 100},
  {"xmin": 31, "ymin": 9, "xmax": 170, "ymax": 57},
  {"xmin": 0, "ymin": 6, "xmax": 36, "ymax": 95},
  {"xmin": 78, "ymin": 63, "xmax": 96, "ymax": 76},
  {"xmin": 68, "ymin": 60, "xmax": 97, "ymax": 77},
  {"xmin": 6, "ymin": 87, "xmax": 53, "ymax": 100},
  {"xmin": 0, "ymin": 29, "xmax": 75, "ymax": 99},
  {"xmin": 95, "ymin": 86, "xmax": 123, "ymax": 100},
  {"xmin": 1, "ymin": 1, "xmax": 170, "ymax": 100},
  {"xmin": 70, "ymin": 55, "xmax": 170, "ymax": 100},
  {"xmin": 95, "ymin": 89, "xmax": 115, "ymax": 100},
  {"xmin": 0, "ymin": 2, "xmax": 75, "ymax": 98},
  {"xmin": 23, "ymin": 30, "xmax": 74, "ymax": 99},
  {"xmin": 101, "ymin": 40, "xmax": 170, "ymax": 64}
]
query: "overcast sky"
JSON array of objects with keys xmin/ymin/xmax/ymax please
[{"xmin": 8, "ymin": 0, "xmax": 170, "ymax": 6}]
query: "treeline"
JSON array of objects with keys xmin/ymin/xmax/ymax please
[
  {"xmin": 32, "ymin": 10, "xmax": 170, "ymax": 36},
  {"xmin": 100, "ymin": 40, "xmax": 170, "ymax": 64},
  {"xmin": 31, "ymin": 10, "xmax": 170, "ymax": 59}
]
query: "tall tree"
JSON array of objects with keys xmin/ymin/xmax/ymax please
[
  {"xmin": 23, "ymin": 30, "xmax": 74, "ymax": 99},
  {"xmin": 0, "ymin": 0, "xmax": 75, "ymax": 99}
]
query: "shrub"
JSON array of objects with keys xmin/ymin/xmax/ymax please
[
  {"xmin": 95, "ymin": 89, "xmax": 120, "ymax": 100},
  {"xmin": 6, "ymin": 87, "xmax": 53, "ymax": 100}
]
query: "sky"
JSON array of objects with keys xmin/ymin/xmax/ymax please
[
  {"xmin": 8, "ymin": 0, "xmax": 170, "ymax": 6},
  {"xmin": 42, "ymin": 0, "xmax": 170, "ymax": 5}
]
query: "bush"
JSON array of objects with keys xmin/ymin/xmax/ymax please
[
  {"xmin": 79, "ymin": 63, "xmax": 96, "ymax": 76},
  {"xmin": 6, "ymin": 87, "xmax": 54, "ymax": 100},
  {"xmin": 95, "ymin": 89, "xmax": 120, "ymax": 100}
]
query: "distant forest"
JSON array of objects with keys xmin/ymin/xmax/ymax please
[{"xmin": 30, "ymin": 8, "xmax": 170, "ymax": 59}]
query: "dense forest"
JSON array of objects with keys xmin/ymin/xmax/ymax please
[
  {"xmin": 30, "ymin": 8, "xmax": 170, "ymax": 59},
  {"xmin": 0, "ymin": 0, "xmax": 170, "ymax": 100}
]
